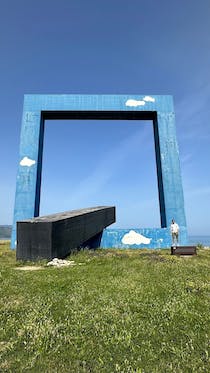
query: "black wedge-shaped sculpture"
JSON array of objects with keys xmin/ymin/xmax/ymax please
[{"xmin": 17, "ymin": 206, "xmax": 115, "ymax": 261}]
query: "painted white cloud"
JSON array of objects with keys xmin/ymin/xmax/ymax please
[
  {"xmin": 125, "ymin": 99, "xmax": 145, "ymax": 107},
  {"xmin": 20, "ymin": 156, "xmax": 36, "ymax": 167},
  {"xmin": 122, "ymin": 230, "xmax": 151, "ymax": 245},
  {"xmin": 143, "ymin": 96, "xmax": 155, "ymax": 102}
]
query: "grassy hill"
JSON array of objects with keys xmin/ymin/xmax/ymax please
[{"xmin": 0, "ymin": 242, "xmax": 209, "ymax": 372}]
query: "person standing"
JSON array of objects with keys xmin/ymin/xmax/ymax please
[{"xmin": 170, "ymin": 219, "xmax": 179, "ymax": 246}]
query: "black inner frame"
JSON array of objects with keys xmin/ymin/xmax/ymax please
[{"xmin": 36, "ymin": 110, "xmax": 166, "ymax": 227}]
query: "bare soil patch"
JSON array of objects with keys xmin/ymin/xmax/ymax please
[{"xmin": 15, "ymin": 266, "xmax": 43, "ymax": 271}]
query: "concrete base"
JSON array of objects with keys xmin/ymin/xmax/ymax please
[
  {"xmin": 101, "ymin": 227, "xmax": 188, "ymax": 249},
  {"xmin": 16, "ymin": 206, "xmax": 115, "ymax": 261},
  {"xmin": 171, "ymin": 246, "xmax": 197, "ymax": 255}
]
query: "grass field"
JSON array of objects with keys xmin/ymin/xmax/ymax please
[{"xmin": 0, "ymin": 241, "xmax": 209, "ymax": 372}]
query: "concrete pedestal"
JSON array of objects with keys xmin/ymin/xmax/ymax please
[{"xmin": 171, "ymin": 246, "xmax": 197, "ymax": 255}]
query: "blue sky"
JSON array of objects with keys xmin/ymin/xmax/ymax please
[{"xmin": 0, "ymin": 0, "xmax": 210, "ymax": 235}]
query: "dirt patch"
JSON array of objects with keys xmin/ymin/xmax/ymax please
[
  {"xmin": 180, "ymin": 255, "xmax": 194, "ymax": 258},
  {"xmin": 15, "ymin": 266, "xmax": 43, "ymax": 271}
]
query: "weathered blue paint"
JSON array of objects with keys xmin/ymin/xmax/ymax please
[
  {"xmin": 101, "ymin": 227, "xmax": 188, "ymax": 249},
  {"xmin": 11, "ymin": 94, "xmax": 188, "ymax": 249}
]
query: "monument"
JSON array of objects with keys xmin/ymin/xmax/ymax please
[
  {"xmin": 16, "ymin": 206, "xmax": 116, "ymax": 260},
  {"xmin": 11, "ymin": 94, "xmax": 188, "ymax": 250}
]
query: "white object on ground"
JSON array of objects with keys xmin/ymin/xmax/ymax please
[{"xmin": 47, "ymin": 258, "xmax": 76, "ymax": 267}]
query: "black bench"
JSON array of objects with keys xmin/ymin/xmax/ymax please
[
  {"xmin": 17, "ymin": 206, "xmax": 115, "ymax": 261},
  {"xmin": 171, "ymin": 246, "xmax": 197, "ymax": 255}
]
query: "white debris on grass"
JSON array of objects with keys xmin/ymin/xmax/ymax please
[{"xmin": 47, "ymin": 258, "xmax": 76, "ymax": 267}]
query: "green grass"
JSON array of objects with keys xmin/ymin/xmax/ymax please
[{"xmin": 0, "ymin": 242, "xmax": 210, "ymax": 372}]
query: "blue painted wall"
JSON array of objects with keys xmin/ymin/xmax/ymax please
[
  {"xmin": 101, "ymin": 227, "xmax": 188, "ymax": 249},
  {"xmin": 11, "ymin": 94, "xmax": 188, "ymax": 249}
]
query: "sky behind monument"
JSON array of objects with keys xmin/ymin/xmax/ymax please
[{"xmin": 0, "ymin": 0, "xmax": 210, "ymax": 234}]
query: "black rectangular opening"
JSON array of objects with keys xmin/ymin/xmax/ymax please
[{"xmin": 42, "ymin": 110, "xmax": 157, "ymax": 121}]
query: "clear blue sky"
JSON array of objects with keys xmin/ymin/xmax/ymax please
[{"xmin": 0, "ymin": 0, "xmax": 210, "ymax": 235}]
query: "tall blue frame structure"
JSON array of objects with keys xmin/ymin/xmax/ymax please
[{"xmin": 11, "ymin": 94, "xmax": 188, "ymax": 249}]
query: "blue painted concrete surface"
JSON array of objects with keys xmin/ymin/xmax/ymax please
[
  {"xmin": 11, "ymin": 94, "xmax": 188, "ymax": 249},
  {"xmin": 101, "ymin": 227, "xmax": 188, "ymax": 249}
]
